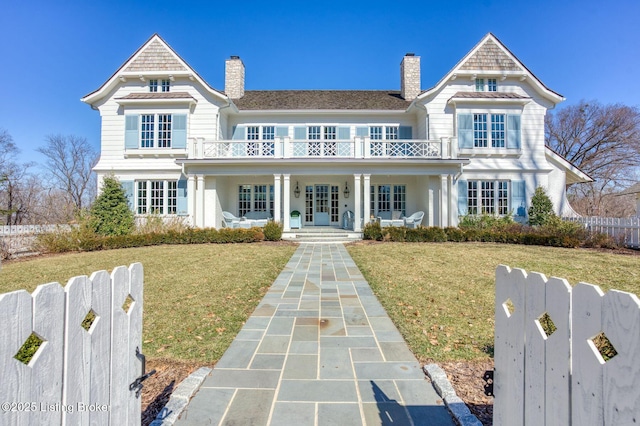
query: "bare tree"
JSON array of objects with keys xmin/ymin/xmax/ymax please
[
  {"xmin": 37, "ymin": 134, "xmax": 99, "ymax": 212},
  {"xmin": 0, "ymin": 129, "xmax": 39, "ymax": 224},
  {"xmin": 545, "ymin": 100, "xmax": 640, "ymax": 216}
]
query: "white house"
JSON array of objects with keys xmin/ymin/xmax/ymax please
[{"xmin": 81, "ymin": 33, "xmax": 590, "ymax": 232}]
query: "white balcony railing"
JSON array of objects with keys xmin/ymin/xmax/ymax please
[{"xmin": 192, "ymin": 137, "xmax": 452, "ymax": 160}]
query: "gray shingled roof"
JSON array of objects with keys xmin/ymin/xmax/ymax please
[
  {"xmin": 449, "ymin": 91, "xmax": 530, "ymax": 100},
  {"xmin": 116, "ymin": 92, "xmax": 195, "ymax": 100},
  {"xmin": 232, "ymin": 90, "xmax": 411, "ymax": 110}
]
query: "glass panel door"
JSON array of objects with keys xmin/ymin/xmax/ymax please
[
  {"xmin": 314, "ymin": 184, "xmax": 330, "ymax": 225},
  {"xmin": 305, "ymin": 185, "xmax": 313, "ymax": 223}
]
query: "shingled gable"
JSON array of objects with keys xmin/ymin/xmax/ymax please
[
  {"xmin": 415, "ymin": 33, "xmax": 563, "ymax": 104},
  {"xmin": 81, "ymin": 34, "xmax": 225, "ymax": 106}
]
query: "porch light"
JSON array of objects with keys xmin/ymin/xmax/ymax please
[
  {"xmin": 294, "ymin": 182, "xmax": 300, "ymax": 198},
  {"xmin": 344, "ymin": 182, "xmax": 350, "ymax": 198}
]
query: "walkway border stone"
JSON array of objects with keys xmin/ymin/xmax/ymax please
[
  {"xmin": 424, "ymin": 364, "xmax": 483, "ymax": 426},
  {"xmin": 150, "ymin": 367, "xmax": 212, "ymax": 426}
]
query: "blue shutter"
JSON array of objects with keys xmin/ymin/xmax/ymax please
[
  {"xmin": 232, "ymin": 125, "xmax": 245, "ymax": 140},
  {"xmin": 125, "ymin": 116, "xmax": 139, "ymax": 149},
  {"xmin": 511, "ymin": 180, "xmax": 526, "ymax": 217},
  {"xmin": 172, "ymin": 114, "xmax": 187, "ymax": 149},
  {"xmin": 399, "ymin": 126, "xmax": 412, "ymax": 139},
  {"xmin": 121, "ymin": 180, "xmax": 135, "ymax": 211},
  {"xmin": 337, "ymin": 126, "xmax": 350, "ymax": 140},
  {"xmin": 457, "ymin": 180, "xmax": 468, "ymax": 216},
  {"xmin": 355, "ymin": 126, "xmax": 369, "ymax": 137},
  {"xmin": 275, "ymin": 126, "xmax": 289, "ymax": 137},
  {"xmin": 177, "ymin": 177, "xmax": 188, "ymax": 215},
  {"xmin": 507, "ymin": 115, "xmax": 521, "ymax": 149},
  {"xmin": 458, "ymin": 114, "xmax": 473, "ymax": 148},
  {"xmin": 294, "ymin": 126, "xmax": 306, "ymax": 140}
]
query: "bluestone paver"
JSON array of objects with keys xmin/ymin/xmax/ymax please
[{"xmin": 175, "ymin": 243, "xmax": 453, "ymax": 425}]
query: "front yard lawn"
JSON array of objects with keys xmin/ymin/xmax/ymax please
[
  {"xmin": 347, "ymin": 242, "xmax": 640, "ymax": 363},
  {"xmin": 0, "ymin": 243, "xmax": 297, "ymax": 363}
]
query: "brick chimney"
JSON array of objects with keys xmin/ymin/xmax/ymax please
[
  {"xmin": 400, "ymin": 53, "xmax": 421, "ymax": 101},
  {"xmin": 225, "ymin": 55, "xmax": 245, "ymax": 99}
]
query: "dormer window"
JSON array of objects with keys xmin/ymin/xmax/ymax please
[
  {"xmin": 161, "ymin": 79, "xmax": 171, "ymax": 92},
  {"xmin": 475, "ymin": 78, "xmax": 498, "ymax": 92},
  {"xmin": 149, "ymin": 79, "xmax": 158, "ymax": 92}
]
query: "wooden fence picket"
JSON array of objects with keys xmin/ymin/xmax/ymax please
[
  {"xmin": 496, "ymin": 268, "xmax": 640, "ymax": 425},
  {"xmin": 0, "ymin": 264, "xmax": 144, "ymax": 426}
]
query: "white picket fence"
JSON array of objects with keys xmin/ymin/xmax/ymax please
[
  {"xmin": 0, "ymin": 225, "xmax": 72, "ymax": 236},
  {"xmin": 0, "ymin": 225, "xmax": 74, "ymax": 257},
  {"xmin": 564, "ymin": 216, "xmax": 640, "ymax": 248},
  {"xmin": 0, "ymin": 264, "xmax": 144, "ymax": 425},
  {"xmin": 494, "ymin": 265, "xmax": 640, "ymax": 425}
]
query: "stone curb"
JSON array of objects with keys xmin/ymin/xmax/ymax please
[
  {"xmin": 149, "ymin": 367, "xmax": 212, "ymax": 426},
  {"xmin": 424, "ymin": 364, "xmax": 483, "ymax": 426}
]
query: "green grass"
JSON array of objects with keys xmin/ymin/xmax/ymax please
[
  {"xmin": 0, "ymin": 243, "xmax": 297, "ymax": 364},
  {"xmin": 347, "ymin": 242, "xmax": 640, "ymax": 363}
]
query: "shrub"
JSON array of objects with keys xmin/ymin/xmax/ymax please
[
  {"xmin": 363, "ymin": 222, "xmax": 383, "ymax": 241},
  {"xmin": 89, "ymin": 176, "xmax": 135, "ymax": 236},
  {"xmin": 458, "ymin": 213, "xmax": 513, "ymax": 230},
  {"xmin": 135, "ymin": 213, "xmax": 189, "ymax": 234},
  {"xmin": 444, "ymin": 227, "xmax": 466, "ymax": 242},
  {"xmin": 383, "ymin": 226, "xmax": 406, "ymax": 242},
  {"xmin": 528, "ymin": 186, "xmax": 555, "ymax": 226},
  {"xmin": 263, "ymin": 221, "xmax": 283, "ymax": 241}
]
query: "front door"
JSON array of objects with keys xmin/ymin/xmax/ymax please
[{"xmin": 305, "ymin": 184, "xmax": 339, "ymax": 226}]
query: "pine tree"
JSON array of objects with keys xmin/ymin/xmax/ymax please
[
  {"xmin": 89, "ymin": 176, "xmax": 134, "ymax": 235},
  {"xmin": 528, "ymin": 186, "xmax": 555, "ymax": 226}
]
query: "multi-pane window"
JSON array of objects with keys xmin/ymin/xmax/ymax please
[
  {"xmin": 161, "ymin": 79, "xmax": 170, "ymax": 92},
  {"xmin": 475, "ymin": 78, "xmax": 485, "ymax": 92},
  {"xmin": 262, "ymin": 126, "xmax": 275, "ymax": 140},
  {"xmin": 247, "ymin": 126, "xmax": 260, "ymax": 140},
  {"xmin": 487, "ymin": 79, "xmax": 497, "ymax": 92},
  {"xmin": 305, "ymin": 186, "xmax": 313, "ymax": 222},
  {"xmin": 467, "ymin": 181, "xmax": 509, "ymax": 215},
  {"xmin": 308, "ymin": 126, "xmax": 321, "ymax": 140},
  {"xmin": 475, "ymin": 78, "xmax": 497, "ymax": 92},
  {"xmin": 331, "ymin": 186, "xmax": 339, "ymax": 222},
  {"xmin": 238, "ymin": 185, "xmax": 252, "ymax": 216},
  {"xmin": 491, "ymin": 115, "xmax": 505, "ymax": 148},
  {"xmin": 370, "ymin": 185, "xmax": 406, "ymax": 216},
  {"xmin": 136, "ymin": 180, "xmax": 178, "ymax": 215},
  {"xmin": 149, "ymin": 80, "xmax": 158, "ymax": 92},
  {"xmin": 157, "ymin": 115, "xmax": 172, "ymax": 148},
  {"xmin": 370, "ymin": 126, "xmax": 383, "ymax": 140},
  {"xmin": 385, "ymin": 127, "xmax": 399, "ymax": 140},
  {"xmin": 141, "ymin": 115, "xmax": 155, "ymax": 147},
  {"xmin": 246, "ymin": 126, "xmax": 275, "ymax": 156},
  {"xmin": 473, "ymin": 114, "xmax": 488, "ymax": 148},
  {"xmin": 474, "ymin": 114, "xmax": 507, "ymax": 148},
  {"xmin": 139, "ymin": 114, "xmax": 177, "ymax": 148},
  {"xmin": 324, "ymin": 126, "xmax": 336, "ymax": 140},
  {"xmin": 238, "ymin": 184, "xmax": 274, "ymax": 216},
  {"xmin": 393, "ymin": 185, "xmax": 406, "ymax": 215}
]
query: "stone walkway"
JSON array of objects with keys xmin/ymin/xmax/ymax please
[{"xmin": 175, "ymin": 243, "xmax": 454, "ymax": 425}]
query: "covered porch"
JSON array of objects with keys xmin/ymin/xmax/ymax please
[{"xmin": 177, "ymin": 159, "xmax": 468, "ymax": 231}]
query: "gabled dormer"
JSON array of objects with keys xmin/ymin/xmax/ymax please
[{"xmin": 81, "ymin": 33, "xmax": 227, "ymax": 108}]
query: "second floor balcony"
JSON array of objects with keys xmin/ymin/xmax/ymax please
[{"xmin": 190, "ymin": 137, "xmax": 453, "ymax": 160}]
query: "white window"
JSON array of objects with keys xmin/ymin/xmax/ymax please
[
  {"xmin": 149, "ymin": 80, "xmax": 158, "ymax": 92},
  {"xmin": 385, "ymin": 126, "xmax": 399, "ymax": 140},
  {"xmin": 370, "ymin": 185, "xmax": 406, "ymax": 216},
  {"xmin": 246, "ymin": 126, "xmax": 275, "ymax": 156},
  {"xmin": 161, "ymin": 79, "xmax": 171, "ymax": 92},
  {"xmin": 370, "ymin": 126, "xmax": 383, "ymax": 140},
  {"xmin": 475, "ymin": 78, "xmax": 485, "ymax": 92},
  {"xmin": 467, "ymin": 180, "xmax": 509, "ymax": 215},
  {"xmin": 308, "ymin": 126, "xmax": 321, "ymax": 140},
  {"xmin": 136, "ymin": 180, "xmax": 178, "ymax": 215},
  {"xmin": 487, "ymin": 79, "xmax": 497, "ymax": 92},
  {"xmin": 139, "ymin": 114, "xmax": 175, "ymax": 148},
  {"xmin": 475, "ymin": 78, "xmax": 497, "ymax": 92},
  {"xmin": 238, "ymin": 184, "xmax": 274, "ymax": 216},
  {"xmin": 324, "ymin": 126, "xmax": 336, "ymax": 140},
  {"xmin": 474, "ymin": 114, "xmax": 506, "ymax": 148}
]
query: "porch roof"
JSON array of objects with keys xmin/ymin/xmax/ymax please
[{"xmin": 232, "ymin": 90, "xmax": 412, "ymax": 111}]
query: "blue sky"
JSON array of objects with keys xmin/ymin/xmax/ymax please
[{"xmin": 1, "ymin": 0, "xmax": 639, "ymax": 167}]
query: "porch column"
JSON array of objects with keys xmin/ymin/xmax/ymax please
[
  {"xmin": 427, "ymin": 188, "xmax": 434, "ymax": 227},
  {"xmin": 283, "ymin": 174, "xmax": 291, "ymax": 231},
  {"xmin": 273, "ymin": 174, "xmax": 282, "ymax": 223},
  {"xmin": 196, "ymin": 174, "xmax": 205, "ymax": 228},
  {"xmin": 363, "ymin": 174, "xmax": 371, "ymax": 225},
  {"xmin": 440, "ymin": 174, "xmax": 449, "ymax": 228},
  {"xmin": 187, "ymin": 174, "xmax": 196, "ymax": 227},
  {"xmin": 354, "ymin": 174, "xmax": 362, "ymax": 232}
]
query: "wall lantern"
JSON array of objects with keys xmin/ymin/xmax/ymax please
[
  {"xmin": 294, "ymin": 182, "xmax": 301, "ymax": 198},
  {"xmin": 343, "ymin": 182, "xmax": 350, "ymax": 198}
]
